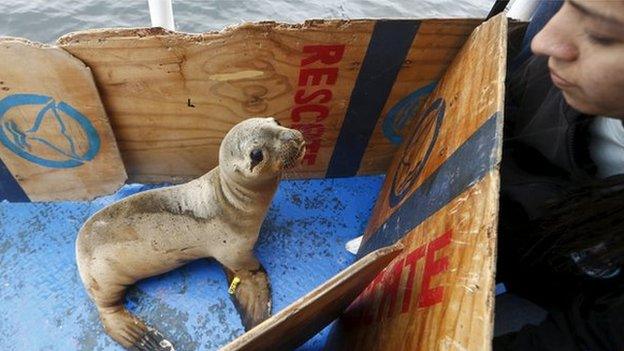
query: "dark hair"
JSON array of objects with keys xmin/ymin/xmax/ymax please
[{"xmin": 523, "ymin": 175, "xmax": 624, "ymax": 274}]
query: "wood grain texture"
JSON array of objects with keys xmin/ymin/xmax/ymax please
[
  {"xmin": 357, "ymin": 19, "xmax": 481, "ymax": 174},
  {"xmin": 328, "ymin": 175, "xmax": 500, "ymax": 351},
  {"xmin": 364, "ymin": 16, "xmax": 506, "ymax": 237},
  {"xmin": 58, "ymin": 22, "xmax": 372, "ymax": 183},
  {"xmin": 221, "ymin": 243, "xmax": 403, "ymax": 351},
  {"xmin": 57, "ymin": 19, "xmax": 480, "ymax": 183},
  {"xmin": 0, "ymin": 38, "xmax": 126, "ymax": 201},
  {"xmin": 327, "ymin": 15, "xmax": 507, "ymax": 350}
]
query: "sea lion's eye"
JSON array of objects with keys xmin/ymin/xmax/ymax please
[{"xmin": 250, "ymin": 149, "xmax": 263, "ymax": 164}]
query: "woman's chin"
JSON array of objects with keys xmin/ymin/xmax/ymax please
[{"xmin": 561, "ymin": 91, "xmax": 599, "ymax": 116}]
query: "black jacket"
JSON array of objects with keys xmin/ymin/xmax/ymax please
[{"xmin": 494, "ymin": 56, "xmax": 624, "ymax": 351}]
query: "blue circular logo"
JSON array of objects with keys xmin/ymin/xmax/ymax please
[
  {"xmin": 382, "ymin": 81, "xmax": 437, "ymax": 145},
  {"xmin": 0, "ymin": 94, "xmax": 100, "ymax": 168},
  {"xmin": 388, "ymin": 98, "xmax": 445, "ymax": 207}
]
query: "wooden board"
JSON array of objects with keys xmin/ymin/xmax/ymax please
[
  {"xmin": 326, "ymin": 14, "xmax": 507, "ymax": 350},
  {"xmin": 221, "ymin": 243, "xmax": 403, "ymax": 351},
  {"xmin": 357, "ymin": 19, "xmax": 484, "ymax": 175},
  {"xmin": 57, "ymin": 19, "xmax": 481, "ymax": 183},
  {"xmin": 0, "ymin": 38, "xmax": 126, "ymax": 201}
]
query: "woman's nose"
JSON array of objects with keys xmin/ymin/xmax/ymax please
[{"xmin": 531, "ymin": 9, "xmax": 579, "ymax": 62}]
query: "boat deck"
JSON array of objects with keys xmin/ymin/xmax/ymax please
[{"xmin": 0, "ymin": 176, "xmax": 384, "ymax": 350}]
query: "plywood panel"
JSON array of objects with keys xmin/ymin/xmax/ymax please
[
  {"xmin": 364, "ymin": 16, "xmax": 506, "ymax": 239},
  {"xmin": 58, "ymin": 22, "xmax": 374, "ymax": 183},
  {"xmin": 57, "ymin": 19, "xmax": 480, "ymax": 183},
  {"xmin": 327, "ymin": 175, "xmax": 500, "ymax": 350},
  {"xmin": 357, "ymin": 19, "xmax": 481, "ymax": 174},
  {"xmin": 0, "ymin": 38, "xmax": 126, "ymax": 201},
  {"xmin": 326, "ymin": 14, "xmax": 507, "ymax": 351}
]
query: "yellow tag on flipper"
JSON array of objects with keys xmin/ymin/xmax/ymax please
[{"xmin": 228, "ymin": 276, "xmax": 241, "ymax": 294}]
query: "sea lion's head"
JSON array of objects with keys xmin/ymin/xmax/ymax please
[{"xmin": 219, "ymin": 117, "xmax": 306, "ymax": 185}]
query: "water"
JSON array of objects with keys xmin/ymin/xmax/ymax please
[{"xmin": 0, "ymin": 0, "xmax": 493, "ymax": 44}]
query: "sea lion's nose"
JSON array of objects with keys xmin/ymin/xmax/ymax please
[{"xmin": 280, "ymin": 129, "xmax": 304, "ymax": 143}]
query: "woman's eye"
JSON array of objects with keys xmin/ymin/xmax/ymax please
[
  {"xmin": 250, "ymin": 149, "xmax": 263, "ymax": 163},
  {"xmin": 587, "ymin": 32, "xmax": 618, "ymax": 46}
]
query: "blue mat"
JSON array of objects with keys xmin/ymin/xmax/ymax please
[{"xmin": 0, "ymin": 176, "xmax": 384, "ymax": 350}]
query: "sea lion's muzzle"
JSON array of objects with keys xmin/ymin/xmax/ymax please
[{"xmin": 279, "ymin": 129, "xmax": 306, "ymax": 169}]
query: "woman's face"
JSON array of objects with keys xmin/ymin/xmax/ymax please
[{"xmin": 531, "ymin": 1, "xmax": 624, "ymax": 118}]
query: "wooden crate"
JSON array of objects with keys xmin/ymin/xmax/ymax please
[
  {"xmin": 325, "ymin": 14, "xmax": 507, "ymax": 350},
  {"xmin": 1, "ymin": 19, "xmax": 485, "ymax": 201},
  {"xmin": 220, "ymin": 14, "xmax": 507, "ymax": 351}
]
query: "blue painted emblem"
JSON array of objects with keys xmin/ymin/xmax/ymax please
[
  {"xmin": 0, "ymin": 94, "xmax": 100, "ymax": 168},
  {"xmin": 388, "ymin": 97, "xmax": 445, "ymax": 207},
  {"xmin": 382, "ymin": 81, "xmax": 437, "ymax": 145}
]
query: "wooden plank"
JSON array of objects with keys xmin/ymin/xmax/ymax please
[
  {"xmin": 327, "ymin": 176, "xmax": 500, "ymax": 350},
  {"xmin": 57, "ymin": 19, "xmax": 480, "ymax": 183},
  {"xmin": 0, "ymin": 38, "xmax": 126, "ymax": 201},
  {"xmin": 358, "ymin": 19, "xmax": 481, "ymax": 175},
  {"xmin": 58, "ymin": 22, "xmax": 373, "ymax": 183},
  {"xmin": 221, "ymin": 243, "xmax": 403, "ymax": 351},
  {"xmin": 326, "ymin": 14, "xmax": 507, "ymax": 350}
]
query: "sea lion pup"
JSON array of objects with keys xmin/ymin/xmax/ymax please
[{"xmin": 76, "ymin": 117, "xmax": 305, "ymax": 350}]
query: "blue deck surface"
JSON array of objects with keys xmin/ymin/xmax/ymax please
[{"xmin": 0, "ymin": 175, "xmax": 384, "ymax": 351}]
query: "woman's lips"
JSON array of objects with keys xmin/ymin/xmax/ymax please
[{"xmin": 550, "ymin": 69, "xmax": 575, "ymax": 88}]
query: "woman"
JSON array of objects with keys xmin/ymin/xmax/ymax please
[{"xmin": 495, "ymin": 1, "xmax": 624, "ymax": 350}]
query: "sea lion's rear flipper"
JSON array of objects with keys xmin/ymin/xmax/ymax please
[
  {"xmin": 130, "ymin": 328, "xmax": 176, "ymax": 351},
  {"xmin": 224, "ymin": 266, "xmax": 272, "ymax": 330},
  {"xmin": 98, "ymin": 305, "xmax": 176, "ymax": 351}
]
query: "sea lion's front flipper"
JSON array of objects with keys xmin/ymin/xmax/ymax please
[{"xmin": 224, "ymin": 265, "xmax": 272, "ymax": 330}]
